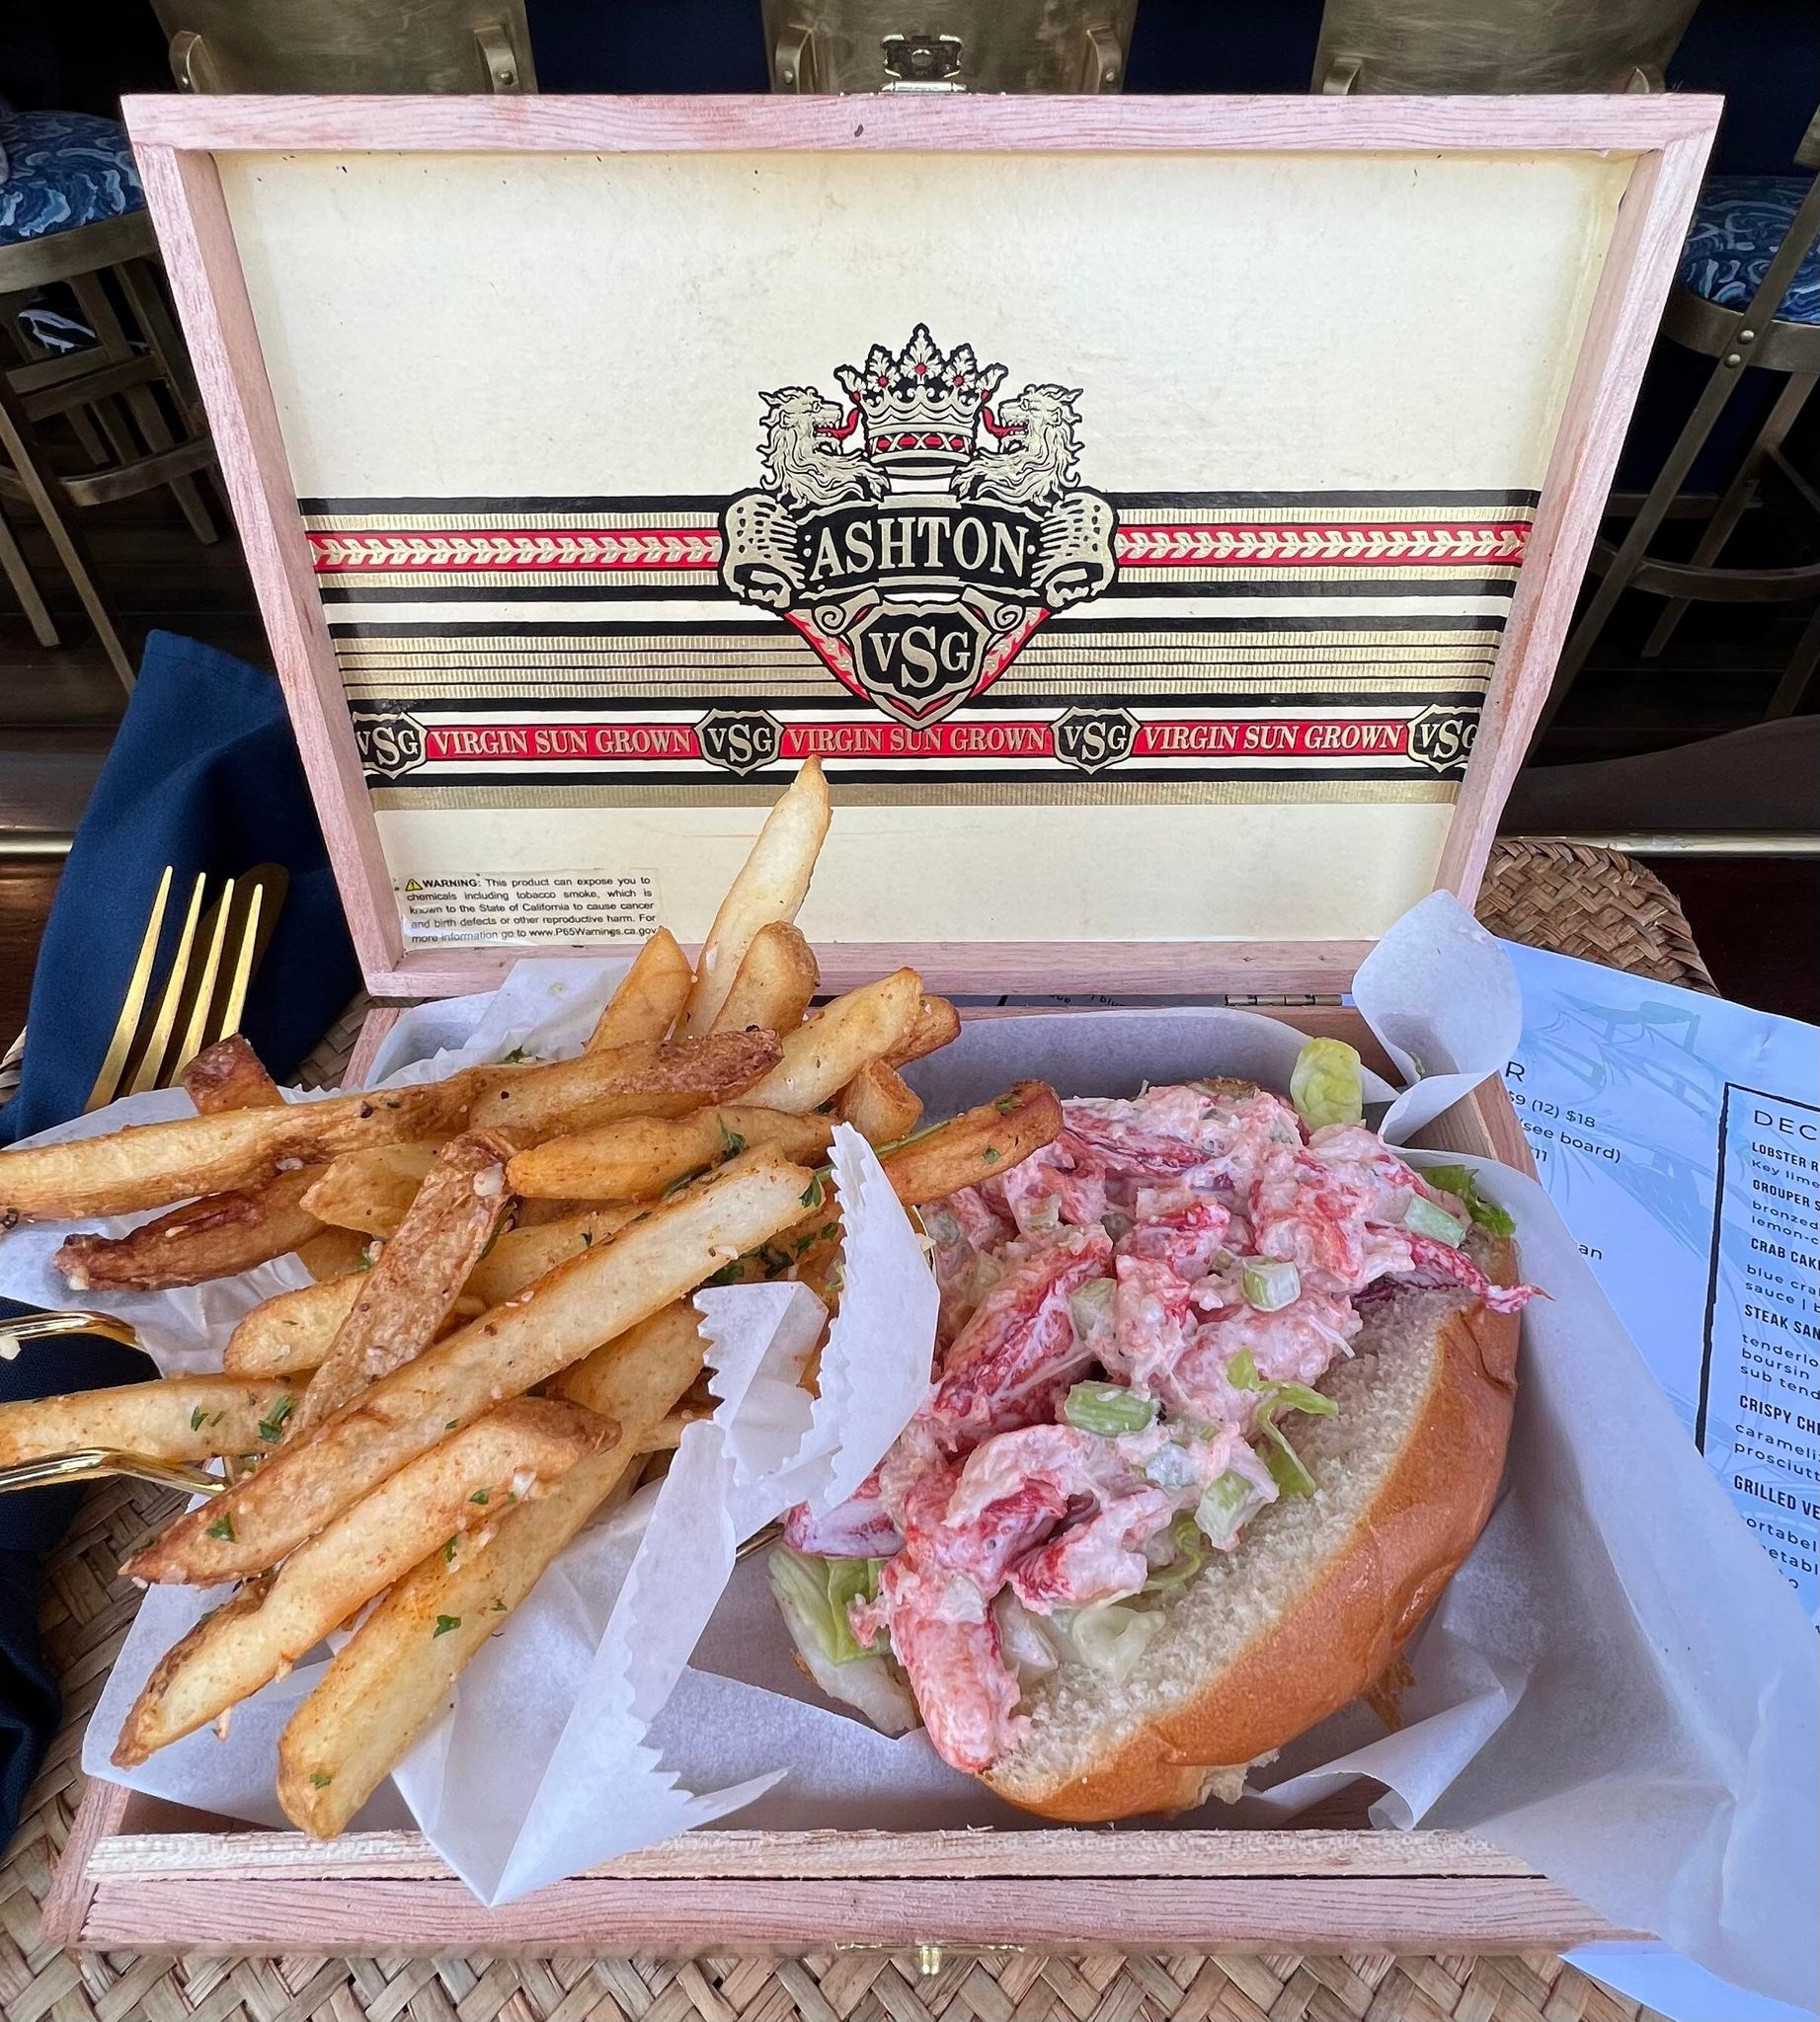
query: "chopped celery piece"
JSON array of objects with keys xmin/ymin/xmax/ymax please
[
  {"xmin": 1021, "ymin": 1196, "xmax": 1061, "ymax": 1235},
  {"xmin": 1403, "ymin": 1196, "xmax": 1466, "ymax": 1245},
  {"xmin": 1289, "ymin": 1037, "xmax": 1364, "ymax": 1129},
  {"xmin": 1418, "ymin": 1164, "xmax": 1517, "ymax": 1239},
  {"xmin": 768, "ymin": 1546, "xmax": 883, "ymax": 1666},
  {"xmin": 1195, "ymin": 1469, "xmax": 1262, "ymax": 1548},
  {"xmin": 1226, "ymin": 1348, "xmax": 1262, "ymax": 1392},
  {"xmin": 1068, "ymin": 1276, "xmax": 1116, "ymax": 1341},
  {"xmin": 1145, "ymin": 1513, "xmax": 1210, "ymax": 1592},
  {"xmin": 1064, "ymin": 1381, "xmax": 1157, "ymax": 1438},
  {"xmin": 1241, "ymin": 1257, "xmax": 1301, "ymax": 1312}
]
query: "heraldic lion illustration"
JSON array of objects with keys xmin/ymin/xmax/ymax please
[{"xmin": 956, "ymin": 384, "xmax": 1085, "ymax": 507}]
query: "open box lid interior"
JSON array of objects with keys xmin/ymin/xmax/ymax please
[{"xmin": 124, "ymin": 97, "xmax": 1715, "ymax": 997}]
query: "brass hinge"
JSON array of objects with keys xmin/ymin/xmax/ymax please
[{"xmin": 834, "ymin": 1943, "xmax": 1027, "ymax": 1976}]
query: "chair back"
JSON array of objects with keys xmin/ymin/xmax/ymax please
[
  {"xmin": 152, "ymin": 0, "xmax": 535, "ymax": 93},
  {"xmin": 1312, "ymin": 0, "xmax": 1701, "ymax": 94},
  {"xmin": 763, "ymin": 0, "xmax": 1138, "ymax": 93}
]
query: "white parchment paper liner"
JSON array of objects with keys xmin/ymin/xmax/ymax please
[
  {"xmin": 4, "ymin": 960, "xmax": 932, "ymax": 1904},
  {"xmin": 7, "ymin": 896, "xmax": 1811, "ymax": 2003}
]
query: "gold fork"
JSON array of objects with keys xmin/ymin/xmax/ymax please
[
  {"xmin": 86, "ymin": 863, "xmax": 289, "ymax": 1111},
  {"xmin": 0, "ymin": 1311, "xmax": 226, "ymax": 1497}
]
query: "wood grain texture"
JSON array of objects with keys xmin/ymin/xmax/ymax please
[
  {"xmin": 36, "ymin": 1773, "xmax": 129, "ymax": 1948},
  {"xmin": 116, "ymin": 95, "xmax": 1722, "ymax": 1001},
  {"xmin": 82, "ymin": 1818, "xmax": 1540, "ymax": 1881},
  {"xmin": 373, "ymin": 939, "xmax": 1385, "ymax": 1002},
  {"xmin": 1436, "ymin": 124, "xmax": 1717, "ymax": 902},
  {"xmin": 69, "ymin": 1873, "xmax": 1639, "ymax": 1957},
  {"xmin": 127, "ymin": 142, "xmax": 403, "ymax": 986},
  {"xmin": 121, "ymin": 92, "xmax": 1721, "ymax": 155}
]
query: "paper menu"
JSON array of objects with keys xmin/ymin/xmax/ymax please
[{"xmin": 1499, "ymin": 939, "xmax": 1820, "ymax": 1622}]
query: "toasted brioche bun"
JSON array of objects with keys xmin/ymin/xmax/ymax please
[{"xmin": 981, "ymin": 1234, "xmax": 1520, "ymax": 1822}]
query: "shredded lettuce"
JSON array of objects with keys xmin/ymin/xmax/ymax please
[
  {"xmin": 1064, "ymin": 1380, "xmax": 1156, "ymax": 1438},
  {"xmin": 1053, "ymin": 1600, "xmax": 1162, "ymax": 1684},
  {"xmin": 768, "ymin": 1546, "xmax": 883, "ymax": 1667},
  {"xmin": 1145, "ymin": 1511, "xmax": 1211, "ymax": 1590},
  {"xmin": 1403, "ymin": 1196, "xmax": 1466, "ymax": 1245},
  {"xmin": 1257, "ymin": 1416, "xmax": 1315, "ymax": 1497},
  {"xmin": 1289, "ymin": 1037, "xmax": 1364, "ymax": 1130},
  {"xmin": 1419, "ymin": 1163, "xmax": 1518, "ymax": 1238},
  {"xmin": 992, "ymin": 1590, "xmax": 1060, "ymax": 1679},
  {"xmin": 1225, "ymin": 1351, "xmax": 1339, "ymax": 1500}
]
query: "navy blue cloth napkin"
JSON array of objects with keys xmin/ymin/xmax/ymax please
[
  {"xmin": 0, "ymin": 629, "xmax": 359, "ymax": 1847},
  {"xmin": 1, "ymin": 629, "xmax": 359, "ymax": 1144}
]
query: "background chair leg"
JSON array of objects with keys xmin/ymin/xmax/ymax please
[
  {"xmin": 1642, "ymin": 371, "xmax": 1819, "ymax": 657},
  {"xmin": 1532, "ymin": 347, "xmax": 1760, "ymax": 752},
  {"xmin": 116, "ymin": 259, "xmax": 203, "ymax": 427},
  {"xmin": 69, "ymin": 272, "xmax": 216, "ymax": 547},
  {"xmin": 1766, "ymin": 602, "xmax": 1820, "ymax": 718},
  {"xmin": 0, "ymin": 378, "xmax": 135, "ymax": 691},
  {"xmin": 0, "ymin": 500, "xmax": 59, "ymax": 648}
]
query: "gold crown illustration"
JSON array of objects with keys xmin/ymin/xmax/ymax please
[{"xmin": 835, "ymin": 324, "xmax": 1006, "ymax": 478}]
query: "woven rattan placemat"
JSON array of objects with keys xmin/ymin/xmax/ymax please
[{"xmin": 1, "ymin": 839, "xmax": 1706, "ymax": 2021}]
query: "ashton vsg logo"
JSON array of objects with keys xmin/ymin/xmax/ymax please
[{"xmin": 719, "ymin": 323, "xmax": 1117, "ymax": 729}]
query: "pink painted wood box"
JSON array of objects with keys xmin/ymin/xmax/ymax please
[{"xmin": 46, "ymin": 90, "xmax": 1715, "ymax": 1956}]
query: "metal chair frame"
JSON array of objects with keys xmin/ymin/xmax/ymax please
[
  {"xmin": 0, "ymin": 209, "xmax": 221, "ymax": 690},
  {"xmin": 1540, "ymin": 125, "xmax": 1820, "ymax": 739}
]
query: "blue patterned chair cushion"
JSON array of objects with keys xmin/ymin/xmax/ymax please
[
  {"xmin": 0, "ymin": 107, "xmax": 145, "ymax": 248},
  {"xmin": 1677, "ymin": 175, "xmax": 1818, "ymax": 326}
]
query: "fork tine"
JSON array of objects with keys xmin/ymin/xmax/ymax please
[
  {"xmin": 208, "ymin": 883, "xmax": 265, "ymax": 1050},
  {"xmin": 123, "ymin": 872, "xmax": 208, "ymax": 1099},
  {"xmin": 85, "ymin": 866, "xmax": 175, "ymax": 1113},
  {"xmin": 169, "ymin": 877, "xmax": 238, "ymax": 1080}
]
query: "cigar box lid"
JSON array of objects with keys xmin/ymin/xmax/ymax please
[{"xmin": 121, "ymin": 93, "xmax": 1717, "ymax": 1000}]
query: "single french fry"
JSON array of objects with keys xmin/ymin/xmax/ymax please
[
  {"xmin": 0, "ymin": 1373, "xmax": 300, "ymax": 1467},
  {"xmin": 634, "ymin": 1411, "xmax": 704, "ymax": 1454},
  {"xmin": 295, "ymin": 1226, "xmax": 373, "ymax": 1282},
  {"xmin": 290, "ymin": 1131, "xmax": 516, "ymax": 1438},
  {"xmin": 587, "ymin": 927, "xmax": 692, "ymax": 1052},
  {"xmin": 505, "ymin": 1105, "xmax": 834, "ymax": 1204},
  {"xmin": 880, "ymin": 1080, "xmax": 1064, "ymax": 1204},
  {"xmin": 0, "ymin": 1073, "xmax": 478, "ymax": 1222},
  {"xmin": 552, "ymin": 1296, "xmax": 712, "ymax": 1422},
  {"xmin": 277, "ymin": 1304, "xmax": 706, "ymax": 1837},
  {"xmin": 738, "ymin": 970, "xmax": 921, "ymax": 1115},
  {"xmin": 463, "ymin": 1204, "xmax": 641, "ymax": 1307},
  {"xmin": 677, "ymin": 758, "xmax": 831, "ymax": 1037},
  {"xmin": 836, "ymin": 1061, "xmax": 924, "ymax": 1146},
  {"xmin": 125, "ymin": 1150, "xmax": 816, "ymax": 1586},
  {"xmin": 223, "ymin": 1276, "xmax": 365, "ymax": 1376},
  {"xmin": 464, "ymin": 1030, "xmax": 780, "ymax": 1140},
  {"xmin": 885, "ymin": 994, "xmax": 961, "ymax": 1069},
  {"xmin": 300, "ymin": 1140, "xmax": 443, "ymax": 1238},
  {"xmin": 54, "ymin": 1167, "xmax": 325, "ymax": 1293},
  {"xmin": 183, "ymin": 1035, "xmax": 284, "ymax": 1114},
  {"xmin": 511, "ymin": 1196, "xmax": 596, "ymax": 1228},
  {"xmin": 113, "ymin": 1398, "xmax": 613, "ymax": 1766},
  {"xmin": 708, "ymin": 922, "xmax": 819, "ymax": 1037}
]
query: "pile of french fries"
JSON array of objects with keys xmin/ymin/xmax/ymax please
[{"xmin": 0, "ymin": 759, "xmax": 1063, "ymax": 1837}]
